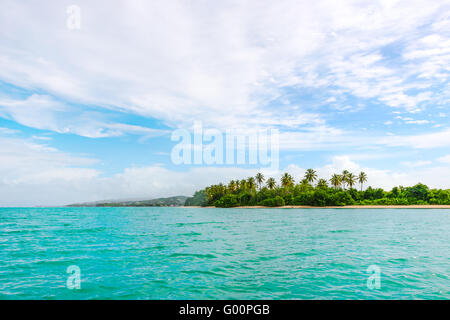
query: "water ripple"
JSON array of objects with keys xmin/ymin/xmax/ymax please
[{"xmin": 0, "ymin": 207, "xmax": 449, "ymax": 299}]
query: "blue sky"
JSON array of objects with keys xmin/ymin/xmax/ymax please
[{"xmin": 0, "ymin": 0, "xmax": 449, "ymax": 206}]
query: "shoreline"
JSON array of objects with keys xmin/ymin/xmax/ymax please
[{"xmin": 195, "ymin": 205, "xmax": 450, "ymax": 209}]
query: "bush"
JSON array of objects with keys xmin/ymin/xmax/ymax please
[
  {"xmin": 311, "ymin": 189, "xmax": 329, "ymax": 207},
  {"xmin": 348, "ymin": 188, "xmax": 363, "ymax": 201},
  {"xmin": 260, "ymin": 196, "xmax": 285, "ymax": 207},
  {"xmin": 293, "ymin": 192, "xmax": 314, "ymax": 205},
  {"xmin": 331, "ymin": 191, "xmax": 354, "ymax": 206},
  {"xmin": 200, "ymin": 179, "xmax": 447, "ymax": 208},
  {"xmin": 405, "ymin": 183, "xmax": 429, "ymax": 201},
  {"xmin": 363, "ymin": 187, "xmax": 385, "ymax": 200},
  {"xmin": 239, "ymin": 192, "xmax": 253, "ymax": 206},
  {"xmin": 215, "ymin": 194, "xmax": 239, "ymax": 208},
  {"xmin": 184, "ymin": 190, "xmax": 208, "ymax": 206},
  {"xmin": 283, "ymin": 194, "xmax": 294, "ymax": 205}
]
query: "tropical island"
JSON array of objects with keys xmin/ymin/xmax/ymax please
[{"xmin": 184, "ymin": 170, "xmax": 450, "ymax": 208}]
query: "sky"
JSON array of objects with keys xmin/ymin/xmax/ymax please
[{"xmin": 0, "ymin": 0, "xmax": 449, "ymax": 206}]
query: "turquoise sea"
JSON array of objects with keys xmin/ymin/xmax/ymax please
[{"xmin": 0, "ymin": 207, "xmax": 449, "ymax": 299}]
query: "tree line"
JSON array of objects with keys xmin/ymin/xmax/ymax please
[{"xmin": 184, "ymin": 170, "xmax": 450, "ymax": 207}]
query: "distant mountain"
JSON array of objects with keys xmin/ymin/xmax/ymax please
[{"xmin": 68, "ymin": 196, "xmax": 188, "ymax": 207}]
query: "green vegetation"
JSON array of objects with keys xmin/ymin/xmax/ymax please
[
  {"xmin": 69, "ymin": 196, "xmax": 188, "ymax": 207},
  {"xmin": 184, "ymin": 170, "xmax": 450, "ymax": 208},
  {"xmin": 184, "ymin": 191, "xmax": 208, "ymax": 207}
]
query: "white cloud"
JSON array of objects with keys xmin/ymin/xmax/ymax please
[
  {"xmin": 437, "ymin": 154, "xmax": 450, "ymax": 164},
  {"xmin": 0, "ymin": 127, "xmax": 19, "ymax": 134},
  {"xmin": 0, "ymin": 136, "xmax": 98, "ymax": 179},
  {"xmin": 0, "ymin": 136, "xmax": 101, "ymax": 205},
  {"xmin": 0, "ymin": 1, "xmax": 450, "ymax": 205},
  {"xmin": 1, "ymin": 137, "xmax": 449, "ymax": 206},
  {"xmin": 401, "ymin": 160, "xmax": 432, "ymax": 167},
  {"xmin": 405, "ymin": 120, "xmax": 430, "ymax": 125},
  {"xmin": 266, "ymin": 156, "xmax": 450, "ymax": 191},
  {"xmin": 317, "ymin": 156, "xmax": 449, "ymax": 190},
  {"xmin": 0, "ymin": 135, "xmax": 259, "ymax": 205},
  {"xmin": 0, "ymin": 0, "xmax": 448, "ymax": 132},
  {"xmin": 31, "ymin": 135, "xmax": 52, "ymax": 141},
  {"xmin": 0, "ymin": 141, "xmax": 262, "ymax": 205},
  {"xmin": 378, "ymin": 128, "xmax": 450, "ymax": 148},
  {"xmin": 395, "ymin": 115, "xmax": 431, "ymax": 124},
  {"xmin": 0, "ymin": 94, "xmax": 169, "ymax": 138}
]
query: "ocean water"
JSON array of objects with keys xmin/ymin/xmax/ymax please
[{"xmin": 0, "ymin": 207, "xmax": 449, "ymax": 300}]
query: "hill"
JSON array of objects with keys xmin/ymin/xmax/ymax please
[{"xmin": 68, "ymin": 196, "xmax": 188, "ymax": 207}]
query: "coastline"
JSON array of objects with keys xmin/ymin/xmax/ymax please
[{"xmin": 196, "ymin": 205, "xmax": 450, "ymax": 209}]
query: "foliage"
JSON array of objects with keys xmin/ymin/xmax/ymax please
[
  {"xmin": 260, "ymin": 196, "xmax": 285, "ymax": 207},
  {"xmin": 214, "ymin": 194, "xmax": 239, "ymax": 208},
  {"xmin": 184, "ymin": 191, "xmax": 208, "ymax": 207},
  {"xmin": 71, "ymin": 196, "xmax": 189, "ymax": 207},
  {"xmin": 183, "ymin": 171, "xmax": 450, "ymax": 208}
]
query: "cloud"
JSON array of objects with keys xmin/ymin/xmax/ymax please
[
  {"xmin": 0, "ymin": 136, "xmax": 98, "ymax": 179},
  {"xmin": 0, "ymin": 1, "xmax": 450, "ymax": 205},
  {"xmin": 405, "ymin": 120, "xmax": 430, "ymax": 125},
  {"xmin": 0, "ymin": 138, "xmax": 262, "ymax": 205},
  {"xmin": 401, "ymin": 160, "xmax": 432, "ymax": 167},
  {"xmin": 0, "ymin": 127, "xmax": 19, "ymax": 134},
  {"xmin": 378, "ymin": 128, "xmax": 450, "ymax": 148},
  {"xmin": 1, "ymin": 137, "xmax": 449, "ymax": 206},
  {"xmin": 0, "ymin": 0, "xmax": 448, "ymax": 133},
  {"xmin": 0, "ymin": 135, "xmax": 259, "ymax": 205},
  {"xmin": 316, "ymin": 156, "xmax": 450, "ymax": 190},
  {"xmin": 395, "ymin": 116, "xmax": 431, "ymax": 124},
  {"xmin": 0, "ymin": 94, "xmax": 169, "ymax": 138},
  {"xmin": 437, "ymin": 154, "xmax": 450, "ymax": 164},
  {"xmin": 0, "ymin": 136, "xmax": 101, "ymax": 205},
  {"xmin": 31, "ymin": 135, "xmax": 53, "ymax": 141}
]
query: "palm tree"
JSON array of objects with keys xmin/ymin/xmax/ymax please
[
  {"xmin": 300, "ymin": 178, "xmax": 310, "ymax": 186},
  {"xmin": 239, "ymin": 179, "xmax": 247, "ymax": 191},
  {"xmin": 205, "ymin": 186, "xmax": 212, "ymax": 201},
  {"xmin": 317, "ymin": 178, "xmax": 328, "ymax": 189},
  {"xmin": 228, "ymin": 180, "xmax": 236, "ymax": 192},
  {"xmin": 305, "ymin": 169, "xmax": 318, "ymax": 185},
  {"xmin": 205, "ymin": 184, "xmax": 227, "ymax": 203},
  {"xmin": 255, "ymin": 172, "xmax": 265, "ymax": 190},
  {"xmin": 358, "ymin": 172, "xmax": 368, "ymax": 191},
  {"xmin": 281, "ymin": 173, "xmax": 294, "ymax": 188},
  {"xmin": 346, "ymin": 173, "xmax": 356, "ymax": 189},
  {"xmin": 266, "ymin": 177, "xmax": 276, "ymax": 190},
  {"xmin": 247, "ymin": 177, "xmax": 256, "ymax": 190},
  {"xmin": 341, "ymin": 170, "xmax": 350, "ymax": 189},
  {"xmin": 330, "ymin": 174, "xmax": 342, "ymax": 189}
]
